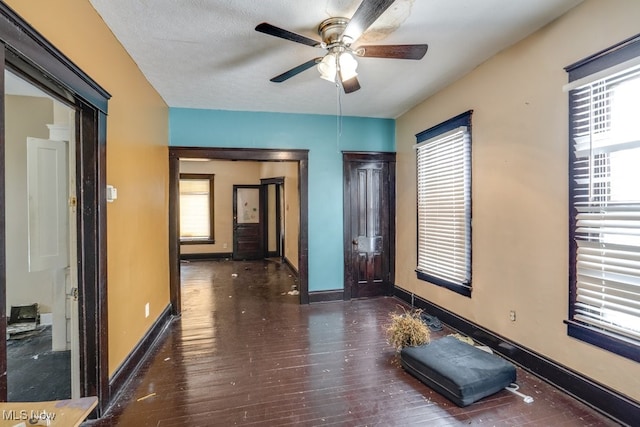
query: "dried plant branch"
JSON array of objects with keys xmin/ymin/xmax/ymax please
[{"xmin": 385, "ymin": 306, "xmax": 430, "ymax": 352}]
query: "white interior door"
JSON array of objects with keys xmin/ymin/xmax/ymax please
[
  {"xmin": 27, "ymin": 137, "xmax": 68, "ymax": 354},
  {"xmin": 26, "ymin": 137, "xmax": 68, "ymax": 272}
]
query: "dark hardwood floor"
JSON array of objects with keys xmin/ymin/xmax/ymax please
[{"xmin": 87, "ymin": 259, "xmax": 618, "ymax": 426}]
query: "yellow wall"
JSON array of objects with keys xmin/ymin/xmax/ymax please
[
  {"xmin": 396, "ymin": 0, "xmax": 640, "ymax": 401},
  {"xmin": 5, "ymin": 0, "xmax": 170, "ymax": 376}
]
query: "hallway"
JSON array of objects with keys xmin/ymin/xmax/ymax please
[{"xmin": 89, "ymin": 259, "xmax": 616, "ymax": 426}]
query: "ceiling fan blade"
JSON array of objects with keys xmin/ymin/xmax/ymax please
[
  {"xmin": 342, "ymin": 0, "xmax": 396, "ymax": 44},
  {"xmin": 341, "ymin": 75, "xmax": 361, "ymax": 94},
  {"xmin": 270, "ymin": 58, "xmax": 322, "ymax": 83},
  {"xmin": 356, "ymin": 44, "xmax": 428, "ymax": 60},
  {"xmin": 256, "ymin": 22, "xmax": 321, "ymax": 48}
]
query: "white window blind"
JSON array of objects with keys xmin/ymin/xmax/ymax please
[
  {"xmin": 180, "ymin": 177, "xmax": 213, "ymax": 241},
  {"xmin": 416, "ymin": 123, "xmax": 472, "ymax": 294},
  {"xmin": 570, "ymin": 65, "xmax": 640, "ymax": 344}
]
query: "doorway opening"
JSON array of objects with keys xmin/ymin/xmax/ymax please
[
  {"xmin": 261, "ymin": 177, "xmax": 285, "ymax": 261},
  {"xmin": 169, "ymin": 147, "xmax": 309, "ymax": 310},
  {"xmin": 4, "ymin": 70, "xmax": 79, "ymax": 401}
]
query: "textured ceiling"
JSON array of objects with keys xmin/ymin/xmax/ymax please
[{"xmin": 89, "ymin": 0, "xmax": 582, "ymax": 118}]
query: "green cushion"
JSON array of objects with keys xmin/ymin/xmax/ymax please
[{"xmin": 401, "ymin": 336, "xmax": 516, "ymax": 406}]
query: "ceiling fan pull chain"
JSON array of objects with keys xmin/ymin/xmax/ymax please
[
  {"xmin": 335, "ymin": 51, "xmax": 343, "ymax": 141},
  {"xmin": 336, "ymin": 79, "xmax": 343, "ymax": 152}
]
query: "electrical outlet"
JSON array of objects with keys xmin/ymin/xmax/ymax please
[
  {"xmin": 145, "ymin": 302, "xmax": 150, "ymax": 318},
  {"xmin": 223, "ymin": 243, "xmax": 228, "ymax": 249},
  {"xmin": 509, "ymin": 310, "xmax": 516, "ymax": 322}
]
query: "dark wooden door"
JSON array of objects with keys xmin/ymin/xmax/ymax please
[
  {"xmin": 233, "ymin": 185, "xmax": 263, "ymax": 260},
  {"xmin": 343, "ymin": 153, "xmax": 395, "ymax": 299}
]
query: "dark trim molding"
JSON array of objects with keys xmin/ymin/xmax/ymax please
[
  {"xmin": 169, "ymin": 147, "xmax": 309, "ymax": 307},
  {"xmin": 260, "ymin": 177, "xmax": 286, "ymax": 185},
  {"xmin": 261, "ymin": 177, "xmax": 284, "ymax": 259},
  {"xmin": 309, "ymin": 290, "xmax": 344, "ymax": 303},
  {"xmin": 89, "ymin": 103, "xmax": 109, "ymax": 413},
  {"xmin": 0, "ymin": 46, "xmax": 6, "ymax": 400},
  {"xmin": 0, "ymin": 3, "xmax": 110, "ymax": 111},
  {"xmin": 394, "ymin": 287, "xmax": 639, "ymax": 426},
  {"xmin": 180, "ymin": 239, "xmax": 215, "ymax": 245},
  {"xmin": 566, "ymin": 320, "xmax": 640, "ymax": 364},
  {"xmin": 416, "ymin": 110, "xmax": 473, "ymax": 143},
  {"xmin": 108, "ymin": 305, "xmax": 173, "ymax": 407},
  {"xmin": 180, "ymin": 252, "xmax": 233, "ymax": 260},
  {"xmin": 179, "ymin": 173, "xmax": 215, "ymax": 245},
  {"xmin": 341, "ymin": 151, "xmax": 396, "ymax": 162},
  {"xmin": 169, "ymin": 155, "xmax": 181, "ymax": 315},
  {"xmin": 565, "ymin": 32, "xmax": 640, "ymax": 82},
  {"xmin": 171, "ymin": 147, "xmax": 309, "ymax": 162},
  {"xmin": 416, "ymin": 270, "xmax": 472, "ymax": 297}
]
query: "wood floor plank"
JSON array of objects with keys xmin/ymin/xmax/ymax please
[{"xmin": 85, "ymin": 259, "xmax": 619, "ymax": 426}]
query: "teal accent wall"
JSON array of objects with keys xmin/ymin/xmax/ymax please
[{"xmin": 169, "ymin": 108, "xmax": 395, "ymax": 292}]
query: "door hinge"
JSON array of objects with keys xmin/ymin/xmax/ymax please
[
  {"xmin": 71, "ymin": 287, "xmax": 78, "ymax": 301},
  {"xmin": 69, "ymin": 196, "xmax": 77, "ymax": 208}
]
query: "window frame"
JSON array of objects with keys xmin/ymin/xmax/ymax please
[
  {"xmin": 415, "ymin": 110, "xmax": 473, "ymax": 297},
  {"xmin": 179, "ymin": 173, "xmax": 215, "ymax": 245},
  {"xmin": 565, "ymin": 33, "xmax": 640, "ymax": 363}
]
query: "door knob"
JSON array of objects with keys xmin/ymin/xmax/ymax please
[{"xmin": 352, "ymin": 239, "xmax": 358, "ymax": 245}]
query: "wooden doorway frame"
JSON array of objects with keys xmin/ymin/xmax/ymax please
[
  {"xmin": 169, "ymin": 147, "xmax": 309, "ymax": 308},
  {"xmin": 0, "ymin": 3, "xmax": 110, "ymax": 414},
  {"xmin": 261, "ymin": 177, "xmax": 285, "ymax": 259}
]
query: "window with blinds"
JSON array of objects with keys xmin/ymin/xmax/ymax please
[
  {"xmin": 566, "ymin": 34, "xmax": 640, "ymax": 362},
  {"xmin": 179, "ymin": 174, "xmax": 215, "ymax": 243},
  {"xmin": 415, "ymin": 111, "xmax": 472, "ymax": 297}
]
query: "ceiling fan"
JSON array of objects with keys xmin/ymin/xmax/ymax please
[{"xmin": 255, "ymin": 0, "xmax": 428, "ymax": 94}]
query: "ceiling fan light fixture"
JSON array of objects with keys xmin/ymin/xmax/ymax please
[
  {"xmin": 318, "ymin": 51, "xmax": 358, "ymax": 83},
  {"xmin": 338, "ymin": 52, "xmax": 358, "ymax": 81},
  {"xmin": 318, "ymin": 53, "xmax": 337, "ymax": 82}
]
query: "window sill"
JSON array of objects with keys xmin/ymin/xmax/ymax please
[
  {"xmin": 415, "ymin": 270, "xmax": 471, "ymax": 297},
  {"xmin": 180, "ymin": 239, "xmax": 215, "ymax": 245},
  {"xmin": 565, "ymin": 320, "xmax": 640, "ymax": 363}
]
